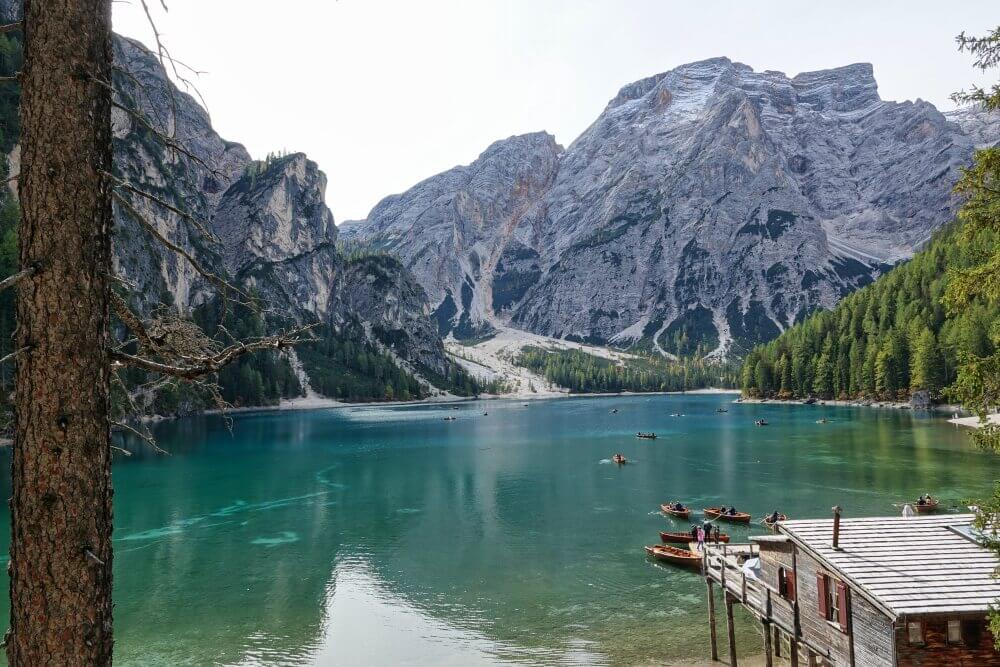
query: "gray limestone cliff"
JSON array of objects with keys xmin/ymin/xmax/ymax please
[
  {"xmin": 345, "ymin": 58, "xmax": 999, "ymax": 356},
  {"xmin": 2, "ymin": 29, "xmax": 454, "ymax": 395}
]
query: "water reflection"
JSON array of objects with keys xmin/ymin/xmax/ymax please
[{"xmin": 0, "ymin": 396, "xmax": 993, "ymax": 666}]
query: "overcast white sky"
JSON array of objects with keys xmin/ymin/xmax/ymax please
[{"xmin": 113, "ymin": 0, "xmax": 997, "ymax": 222}]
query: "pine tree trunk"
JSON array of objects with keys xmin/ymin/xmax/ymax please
[{"xmin": 7, "ymin": 0, "xmax": 114, "ymax": 663}]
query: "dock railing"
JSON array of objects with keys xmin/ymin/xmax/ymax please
[{"xmin": 702, "ymin": 541, "xmax": 807, "ymax": 666}]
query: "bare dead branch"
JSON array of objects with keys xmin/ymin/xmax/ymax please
[
  {"xmin": 112, "ymin": 325, "xmax": 314, "ymax": 380},
  {"xmin": 0, "ymin": 265, "xmax": 36, "ymax": 294},
  {"xmin": 110, "ymin": 291, "xmax": 155, "ymax": 352},
  {"xmin": 111, "ymin": 419, "xmax": 166, "ymax": 455},
  {"xmin": 105, "ymin": 170, "xmax": 219, "ymax": 243},
  {"xmin": 112, "ymin": 190, "xmax": 249, "ymax": 304},
  {"xmin": 0, "ymin": 22, "xmax": 21, "ymax": 34},
  {"xmin": 112, "ymin": 100, "xmax": 221, "ymax": 176},
  {"xmin": 0, "ymin": 347, "xmax": 29, "ymax": 365},
  {"xmin": 137, "ymin": 0, "xmax": 211, "ymax": 124},
  {"xmin": 0, "ymin": 75, "xmax": 19, "ymax": 83}
]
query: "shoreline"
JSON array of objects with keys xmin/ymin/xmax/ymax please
[
  {"xmin": 736, "ymin": 396, "xmax": 962, "ymax": 413},
  {"xmin": 140, "ymin": 387, "xmax": 741, "ymax": 423},
  {"xmin": 737, "ymin": 396, "xmax": 1000, "ymax": 429}
]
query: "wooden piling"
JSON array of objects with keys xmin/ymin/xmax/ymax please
[
  {"xmin": 726, "ymin": 595, "xmax": 738, "ymax": 667},
  {"xmin": 762, "ymin": 620, "xmax": 773, "ymax": 667},
  {"xmin": 706, "ymin": 578, "xmax": 719, "ymax": 661}
]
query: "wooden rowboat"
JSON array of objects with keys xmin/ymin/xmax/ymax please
[
  {"xmin": 636, "ymin": 432, "xmax": 657, "ymax": 440},
  {"xmin": 762, "ymin": 514, "xmax": 788, "ymax": 529},
  {"xmin": 703, "ymin": 507, "xmax": 752, "ymax": 523},
  {"xmin": 644, "ymin": 544, "xmax": 702, "ymax": 569},
  {"xmin": 612, "ymin": 454, "xmax": 627, "ymax": 465},
  {"xmin": 660, "ymin": 503, "xmax": 691, "ymax": 519},
  {"xmin": 914, "ymin": 498, "xmax": 940, "ymax": 513},
  {"xmin": 660, "ymin": 530, "xmax": 729, "ymax": 544}
]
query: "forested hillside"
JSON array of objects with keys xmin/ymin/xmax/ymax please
[
  {"xmin": 516, "ymin": 346, "xmax": 739, "ymax": 394},
  {"xmin": 740, "ymin": 225, "xmax": 999, "ymax": 401}
]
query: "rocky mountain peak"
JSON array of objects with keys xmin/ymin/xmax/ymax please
[
  {"xmin": 347, "ymin": 58, "xmax": 999, "ymax": 357},
  {"xmin": 791, "ymin": 62, "xmax": 880, "ymax": 112},
  {"xmin": 214, "ymin": 152, "xmax": 337, "ymax": 275}
]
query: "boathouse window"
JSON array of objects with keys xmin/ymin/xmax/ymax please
[
  {"xmin": 816, "ymin": 573, "xmax": 848, "ymax": 631},
  {"xmin": 778, "ymin": 567, "xmax": 795, "ymax": 601},
  {"xmin": 908, "ymin": 621, "xmax": 924, "ymax": 646},
  {"xmin": 964, "ymin": 620, "xmax": 983, "ymax": 645},
  {"xmin": 947, "ymin": 619, "xmax": 962, "ymax": 644}
]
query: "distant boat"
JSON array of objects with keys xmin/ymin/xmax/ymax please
[
  {"xmin": 644, "ymin": 544, "xmax": 702, "ymax": 569},
  {"xmin": 816, "ymin": 418, "xmax": 829, "ymax": 424},
  {"xmin": 660, "ymin": 503, "xmax": 691, "ymax": 519},
  {"xmin": 636, "ymin": 432, "xmax": 657, "ymax": 440},
  {"xmin": 612, "ymin": 453, "xmax": 628, "ymax": 465},
  {"xmin": 716, "ymin": 408, "xmax": 728, "ymax": 413},
  {"xmin": 610, "ymin": 408, "xmax": 619, "ymax": 414},
  {"xmin": 443, "ymin": 416, "xmax": 457, "ymax": 421},
  {"xmin": 803, "ymin": 398, "xmax": 817, "ymax": 405},
  {"xmin": 703, "ymin": 507, "xmax": 752, "ymax": 524},
  {"xmin": 762, "ymin": 513, "xmax": 788, "ymax": 530},
  {"xmin": 482, "ymin": 412, "xmax": 488, "ymax": 416},
  {"xmin": 755, "ymin": 419, "xmax": 768, "ymax": 426}
]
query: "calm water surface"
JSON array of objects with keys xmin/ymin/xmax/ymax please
[{"xmin": 0, "ymin": 394, "xmax": 997, "ymax": 665}]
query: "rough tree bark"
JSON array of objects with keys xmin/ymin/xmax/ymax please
[{"xmin": 7, "ymin": 0, "xmax": 114, "ymax": 663}]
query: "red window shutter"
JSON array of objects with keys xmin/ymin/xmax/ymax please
[
  {"xmin": 787, "ymin": 571, "xmax": 796, "ymax": 601},
  {"xmin": 817, "ymin": 573, "xmax": 828, "ymax": 618},
  {"xmin": 836, "ymin": 581, "xmax": 849, "ymax": 632}
]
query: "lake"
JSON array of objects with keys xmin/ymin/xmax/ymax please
[{"xmin": 0, "ymin": 394, "xmax": 996, "ymax": 665}]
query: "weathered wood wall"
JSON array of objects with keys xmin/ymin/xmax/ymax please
[
  {"xmin": 895, "ymin": 616, "xmax": 1000, "ymax": 666},
  {"xmin": 758, "ymin": 542, "xmax": 895, "ymax": 667}
]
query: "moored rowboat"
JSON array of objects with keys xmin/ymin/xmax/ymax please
[
  {"xmin": 660, "ymin": 530, "xmax": 729, "ymax": 544},
  {"xmin": 660, "ymin": 503, "xmax": 691, "ymax": 519},
  {"xmin": 644, "ymin": 544, "xmax": 702, "ymax": 569},
  {"xmin": 703, "ymin": 507, "xmax": 752, "ymax": 523},
  {"xmin": 762, "ymin": 514, "xmax": 788, "ymax": 529},
  {"xmin": 914, "ymin": 499, "xmax": 940, "ymax": 513}
]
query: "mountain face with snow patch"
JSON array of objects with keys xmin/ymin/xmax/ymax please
[{"xmin": 344, "ymin": 58, "xmax": 998, "ymax": 356}]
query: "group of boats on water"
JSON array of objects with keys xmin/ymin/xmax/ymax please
[
  {"xmin": 645, "ymin": 495, "xmax": 943, "ymax": 569},
  {"xmin": 644, "ymin": 502, "xmax": 787, "ymax": 568}
]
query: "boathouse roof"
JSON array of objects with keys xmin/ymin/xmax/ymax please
[{"xmin": 771, "ymin": 514, "xmax": 1000, "ymax": 618}]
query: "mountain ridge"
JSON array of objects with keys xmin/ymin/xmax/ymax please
[{"xmin": 345, "ymin": 57, "xmax": 999, "ymax": 357}]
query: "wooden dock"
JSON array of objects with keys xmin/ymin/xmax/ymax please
[{"xmin": 704, "ymin": 540, "xmax": 825, "ymax": 666}]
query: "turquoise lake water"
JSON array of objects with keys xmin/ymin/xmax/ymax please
[{"xmin": 0, "ymin": 394, "xmax": 997, "ymax": 665}]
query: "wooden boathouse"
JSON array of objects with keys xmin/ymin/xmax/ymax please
[{"xmin": 703, "ymin": 512, "xmax": 1000, "ymax": 666}]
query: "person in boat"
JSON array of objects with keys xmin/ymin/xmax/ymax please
[
  {"xmin": 727, "ymin": 506, "xmax": 737, "ymax": 516},
  {"xmin": 769, "ymin": 510, "xmax": 780, "ymax": 524},
  {"xmin": 918, "ymin": 495, "xmax": 927, "ymax": 506},
  {"xmin": 674, "ymin": 501, "xmax": 685, "ymax": 512}
]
